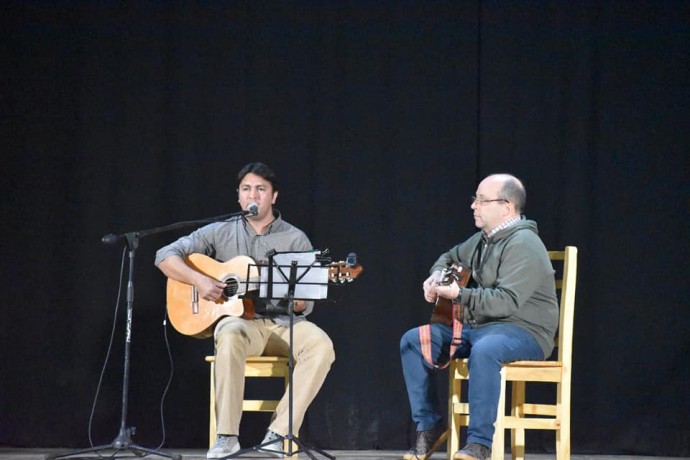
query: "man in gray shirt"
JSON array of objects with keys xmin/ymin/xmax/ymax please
[{"xmin": 156, "ymin": 162, "xmax": 335, "ymax": 459}]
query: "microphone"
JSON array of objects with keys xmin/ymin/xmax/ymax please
[
  {"xmin": 245, "ymin": 202, "xmax": 259, "ymax": 216},
  {"xmin": 101, "ymin": 233, "xmax": 121, "ymax": 245},
  {"xmin": 346, "ymin": 252, "xmax": 357, "ymax": 267}
]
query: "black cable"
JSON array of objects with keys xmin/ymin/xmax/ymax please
[
  {"xmin": 86, "ymin": 245, "xmax": 127, "ymax": 456},
  {"xmin": 153, "ymin": 309, "xmax": 176, "ymax": 451}
]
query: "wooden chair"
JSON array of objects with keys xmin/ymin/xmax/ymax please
[
  {"xmin": 205, "ymin": 355, "xmax": 290, "ymax": 448},
  {"xmin": 447, "ymin": 246, "xmax": 578, "ymax": 460}
]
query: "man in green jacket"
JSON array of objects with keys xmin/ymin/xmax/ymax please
[{"xmin": 400, "ymin": 174, "xmax": 558, "ymax": 460}]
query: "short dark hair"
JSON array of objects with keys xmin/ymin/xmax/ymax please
[
  {"xmin": 237, "ymin": 162, "xmax": 279, "ymax": 192},
  {"xmin": 499, "ymin": 176, "xmax": 526, "ymax": 213}
]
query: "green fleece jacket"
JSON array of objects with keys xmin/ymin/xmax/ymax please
[{"xmin": 430, "ymin": 218, "xmax": 558, "ymax": 358}]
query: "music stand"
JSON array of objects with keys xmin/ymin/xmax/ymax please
[{"xmin": 222, "ymin": 250, "xmax": 335, "ymax": 460}]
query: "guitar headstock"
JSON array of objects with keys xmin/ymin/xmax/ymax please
[
  {"xmin": 439, "ymin": 267, "xmax": 457, "ymax": 286},
  {"xmin": 438, "ymin": 263, "xmax": 470, "ymax": 287},
  {"xmin": 327, "ymin": 261, "xmax": 364, "ymax": 284}
]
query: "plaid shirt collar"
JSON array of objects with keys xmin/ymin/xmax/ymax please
[{"xmin": 485, "ymin": 215, "xmax": 522, "ymax": 238}]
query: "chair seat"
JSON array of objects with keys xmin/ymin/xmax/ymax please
[
  {"xmin": 206, "ymin": 355, "xmax": 290, "ymax": 377},
  {"xmin": 507, "ymin": 360, "xmax": 563, "ymax": 367}
]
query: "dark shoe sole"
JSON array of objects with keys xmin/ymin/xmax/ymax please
[
  {"xmin": 402, "ymin": 430, "xmax": 449, "ymax": 460},
  {"xmin": 453, "ymin": 449, "xmax": 491, "ymax": 460}
]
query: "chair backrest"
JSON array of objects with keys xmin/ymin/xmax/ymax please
[{"xmin": 548, "ymin": 246, "xmax": 578, "ymax": 367}]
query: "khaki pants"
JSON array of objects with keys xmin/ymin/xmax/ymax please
[{"xmin": 213, "ymin": 316, "xmax": 335, "ymax": 436}]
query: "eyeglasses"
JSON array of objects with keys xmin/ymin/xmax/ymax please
[{"xmin": 471, "ymin": 195, "xmax": 509, "ymax": 205}]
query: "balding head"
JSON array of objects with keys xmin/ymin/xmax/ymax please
[
  {"xmin": 471, "ymin": 174, "xmax": 525, "ymax": 233},
  {"xmin": 485, "ymin": 174, "xmax": 526, "ymax": 214}
]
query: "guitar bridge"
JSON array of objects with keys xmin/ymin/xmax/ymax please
[{"xmin": 191, "ymin": 286, "xmax": 199, "ymax": 314}]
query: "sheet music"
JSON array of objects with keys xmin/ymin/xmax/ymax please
[{"xmin": 259, "ymin": 251, "xmax": 329, "ymax": 300}]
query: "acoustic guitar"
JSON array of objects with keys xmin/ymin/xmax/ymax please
[
  {"xmin": 429, "ymin": 263, "xmax": 471, "ymax": 326},
  {"xmin": 166, "ymin": 253, "xmax": 363, "ymax": 338}
]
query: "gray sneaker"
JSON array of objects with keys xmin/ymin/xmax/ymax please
[
  {"xmin": 453, "ymin": 442, "xmax": 491, "ymax": 460},
  {"xmin": 259, "ymin": 430, "xmax": 284, "ymax": 458},
  {"xmin": 208, "ymin": 434, "xmax": 240, "ymax": 459}
]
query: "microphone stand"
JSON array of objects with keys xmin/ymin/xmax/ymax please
[{"xmin": 49, "ymin": 211, "xmax": 250, "ymax": 460}]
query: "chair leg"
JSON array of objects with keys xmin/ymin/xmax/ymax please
[
  {"xmin": 491, "ymin": 369, "xmax": 507, "ymax": 460},
  {"xmin": 209, "ymin": 361, "xmax": 217, "ymax": 448},
  {"xmin": 510, "ymin": 381, "xmax": 526, "ymax": 460},
  {"xmin": 448, "ymin": 362, "xmax": 463, "ymax": 460},
  {"xmin": 556, "ymin": 381, "xmax": 571, "ymax": 460}
]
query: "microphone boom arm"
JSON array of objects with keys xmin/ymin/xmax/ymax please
[{"xmin": 101, "ymin": 210, "xmax": 250, "ymax": 246}]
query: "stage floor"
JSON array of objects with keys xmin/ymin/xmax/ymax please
[{"xmin": 0, "ymin": 449, "xmax": 684, "ymax": 460}]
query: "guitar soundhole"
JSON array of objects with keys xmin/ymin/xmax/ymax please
[{"xmin": 223, "ymin": 277, "xmax": 239, "ymax": 298}]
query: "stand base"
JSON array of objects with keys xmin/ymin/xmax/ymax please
[
  {"xmin": 47, "ymin": 427, "xmax": 181, "ymax": 460},
  {"xmin": 223, "ymin": 434, "xmax": 335, "ymax": 460}
]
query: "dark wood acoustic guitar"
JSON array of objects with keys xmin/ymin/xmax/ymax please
[{"xmin": 429, "ymin": 263, "xmax": 471, "ymax": 326}]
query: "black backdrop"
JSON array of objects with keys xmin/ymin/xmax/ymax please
[{"xmin": 2, "ymin": 1, "xmax": 688, "ymax": 457}]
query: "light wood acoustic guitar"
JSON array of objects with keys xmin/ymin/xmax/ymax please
[{"xmin": 166, "ymin": 253, "xmax": 363, "ymax": 338}]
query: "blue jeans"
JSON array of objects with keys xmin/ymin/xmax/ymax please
[{"xmin": 400, "ymin": 322, "xmax": 544, "ymax": 447}]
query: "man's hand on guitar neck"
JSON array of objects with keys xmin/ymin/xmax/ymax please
[
  {"xmin": 423, "ymin": 270, "xmax": 460, "ymax": 303},
  {"xmin": 293, "ymin": 300, "xmax": 307, "ymax": 313},
  {"xmin": 435, "ymin": 282, "xmax": 460, "ymax": 301},
  {"xmin": 423, "ymin": 271, "xmax": 442, "ymax": 303}
]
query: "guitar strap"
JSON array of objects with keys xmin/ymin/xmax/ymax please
[{"xmin": 419, "ymin": 301, "xmax": 463, "ymax": 369}]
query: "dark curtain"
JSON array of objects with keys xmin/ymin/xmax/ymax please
[{"xmin": 2, "ymin": 1, "xmax": 688, "ymax": 456}]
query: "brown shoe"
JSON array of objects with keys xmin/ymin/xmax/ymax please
[
  {"xmin": 453, "ymin": 443, "xmax": 491, "ymax": 460},
  {"xmin": 403, "ymin": 427, "xmax": 448, "ymax": 460}
]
